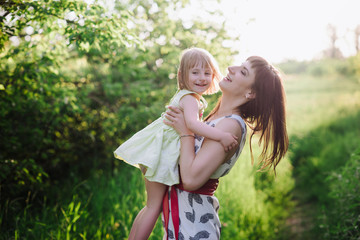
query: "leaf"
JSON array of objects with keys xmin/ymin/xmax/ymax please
[
  {"xmin": 185, "ymin": 209, "xmax": 195, "ymax": 223},
  {"xmin": 199, "ymin": 213, "xmax": 214, "ymax": 223},
  {"xmin": 189, "ymin": 231, "xmax": 210, "ymax": 240}
]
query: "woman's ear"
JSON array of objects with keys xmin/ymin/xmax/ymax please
[{"xmin": 246, "ymin": 91, "xmax": 256, "ymax": 99}]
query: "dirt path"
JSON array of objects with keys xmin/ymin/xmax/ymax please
[{"xmin": 283, "ymin": 200, "xmax": 316, "ymax": 240}]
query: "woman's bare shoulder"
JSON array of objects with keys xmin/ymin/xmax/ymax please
[{"xmin": 214, "ymin": 117, "xmax": 243, "ymax": 138}]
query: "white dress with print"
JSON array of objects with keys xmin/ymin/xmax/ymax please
[{"xmin": 162, "ymin": 114, "xmax": 247, "ymax": 239}]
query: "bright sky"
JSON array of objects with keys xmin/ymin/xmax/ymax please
[
  {"xmin": 99, "ymin": 0, "xmax": 360, "ymax": 63},
  {"xmin": 179, "ymin": 0, "xmax": 360, "ymax": 63}
]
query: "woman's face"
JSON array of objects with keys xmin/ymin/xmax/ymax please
[{"xmin": 219, "ymin": 61, "xmax": 256, "ymax": 96}]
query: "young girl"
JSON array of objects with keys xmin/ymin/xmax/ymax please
[{"xmin": 114, "ymin": 47, "xmax": 238, "ymax": 240}]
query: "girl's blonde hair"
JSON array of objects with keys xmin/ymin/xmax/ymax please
[{"xmin": 177, "ymin": 48, "xmax": 222, "ymax": 95}]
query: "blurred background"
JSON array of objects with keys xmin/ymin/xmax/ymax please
[{"xmin": 0, "ymin": 0, "xmax": 359, "ymax": 239}]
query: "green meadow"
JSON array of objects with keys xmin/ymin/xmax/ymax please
[
  {"xmin": 1, "ymin": 2, "xmax": 360, "ymax": 239},
  {"xmin": 3, "ymin": 60, "xmax": 360, "ymax": 240}
]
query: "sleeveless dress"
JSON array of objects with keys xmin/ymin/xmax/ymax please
[
  {"xmin": 162, "ymin": 114, "xmax": 247, "ymax": 240},
  {"xmin": 114, "ymin": 89, "xmax": 207, "ymax": 186}
]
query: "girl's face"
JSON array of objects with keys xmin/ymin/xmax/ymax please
[
  {"xmin": 219, "ymin": 61, "xmax": 255, "ymax": 97},
  {"xmin": 187, "ymin": 63, "xmax": 213, "ymax": 95}
]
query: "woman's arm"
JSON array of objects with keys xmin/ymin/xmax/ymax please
[
  {"xmin": 180, "ymin": 94, "xmax": 238, "ymax": 151},
  {"xmin": 165, "ymin": 106, "xmax": 242, "ymax": 191}
]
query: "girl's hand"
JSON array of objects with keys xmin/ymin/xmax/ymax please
[
  {"xmin": 219, "ymin": 132, "xmax": 239, "ymax": 152},
  {"xmin": 163, "ymin": 105, "xmax": 193, "ymax": 135}
]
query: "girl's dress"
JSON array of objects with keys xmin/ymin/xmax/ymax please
[
  {"xmin": 162, "ymin": 114, "xmax": 247, "ymax": 240},
  {"xmin": 114, "ymin": 89, "xmax": 207, "ymax": 186}
]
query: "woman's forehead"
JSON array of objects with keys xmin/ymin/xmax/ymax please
[{"xmin": 241, "ymin": 60, "xmax": 251, "ymax": 68}]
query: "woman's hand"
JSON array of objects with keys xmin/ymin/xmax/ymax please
[{"xmin": 163, "ymin": 105, "xmax": 193, "ymax": 136}]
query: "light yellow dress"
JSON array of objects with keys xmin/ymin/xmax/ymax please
[{"xmin": 114, "ymin": 89, "xmax": 207, "ymax": 186}]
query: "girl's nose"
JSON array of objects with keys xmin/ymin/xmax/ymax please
[{"xmin": 200, "ymin": 72, "xmax": 207, "ymax": 79}]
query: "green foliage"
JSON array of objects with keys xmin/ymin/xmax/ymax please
[
  {"xmin": 289, "ymin": 110, "xmax": 360, "ymax": 239},
  {"xmin": 0, "ymin": 0, "xmax": 238, "ymax": 238},
  {"xmin": 0, "ymin": 0, "xmax": 140, "ymax": 226},
  {"xmin": 340, "ymin": 53, "xmax": 360, "ymax": 81},
  {"xmin": 216, "ymin": 147, "xmax": 294, "ymax": 240},
  {"xmin": 276, "ymin": 59, "xmax": 310, "ymax": 75},
  {"xmin": 0, "ymin": 164, "xmax": 148, "ymax": 239},
  {"xmin": 319, "ymin": 147, "xmax": 360, "ymax": 240},
  {"xmin": 278, "ymin": 57, "xmax": 360, "ymax": 79},
  {"xmin": 290, "ymin": 110, "xmax": 360, "ymax": 203},
  {"xmin": 1, "ymin": 0, "xmax": 359, "ymax": 239}
]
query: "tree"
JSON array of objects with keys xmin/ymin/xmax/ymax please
[
  {"xmin": 0, "ymin": 0, "xmax": 140, "ymax": 232},
  {"xmin": 0, "ymin": 0, "xmax": 240, "ymax": 235},
  {"xmin": 323, "ymin": 24, "xmax": 343, "ymax": 59},
  {"xmin": 354, "ymin": 25, "xmax": 360, "ymax": 54}
]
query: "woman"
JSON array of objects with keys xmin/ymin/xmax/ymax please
[{"xmin": 163, "ymin": 56, "xmax": 289, "ymax": 239}]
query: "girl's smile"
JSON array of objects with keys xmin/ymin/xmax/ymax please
[{"xmin": 188, "ymin": 65, "xmax": 213, "ymax": 94}]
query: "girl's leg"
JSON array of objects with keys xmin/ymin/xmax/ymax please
[
  {"xmin": 129, "ymin": 179, "xmax": 167, "ymax": 240},
  {"xmin": 128, "ymin": 207, "xmax": 145, "ymax": 240}
]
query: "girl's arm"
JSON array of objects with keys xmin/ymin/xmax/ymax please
[
  {"xmin": 164, "ymin": 105, "xmax": 243, "ymax": 190},
  {"xmin": 179, "ymin": 94, "xmax": 238, "ymax": 152}
]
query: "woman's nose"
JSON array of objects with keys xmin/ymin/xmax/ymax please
[
  {"xmin": 228, "ymin": 66, "xmax": 241, "ymax": 74},
  {"xmin": 228, "ymin": 66, "xmax": 235, "ymax": 73}
]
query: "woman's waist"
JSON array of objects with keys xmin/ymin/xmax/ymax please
[{"xmin": 174, "ymin": 178, "xmax": 219, "ymax": 196}]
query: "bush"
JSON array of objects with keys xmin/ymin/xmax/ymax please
[
  {"xmin": 319, "ymin": 147, "xmax": 360, "ymax": 240},
  {"xmin": 277, "ymin": 57, "xmax": 360, "ymax": 80},
  {"xmin": 290, "ymin": 110, "xmax": 360, "ymax": 204},
  {"xmin": 0, "ymin": 0, "xmax": 237, "ymax": 237}
]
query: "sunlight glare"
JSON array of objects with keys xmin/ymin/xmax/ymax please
[{"xmin": 183, "ymin": 0, "xmax": 360, "ymax": 63}]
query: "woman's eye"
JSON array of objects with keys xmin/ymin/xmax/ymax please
[
  {"xmin": 241, "ymin": 70, "xmax": 246, "ymax": 75},
  {"xmin": 192, "ymin": 71, "xmax": 198, "ymax": 74},
  {"xmin": 205, "ymin": 72, "xmax": 211, "ymax": 75}
]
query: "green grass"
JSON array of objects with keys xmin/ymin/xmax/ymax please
[
  {"xmin": 278, "ymin": 73, "xmax": 360, "ymax": 239},
  {"xmin": 320, "ymin": 147, "xmax": 360, "ymax": 239},
  {"xmin": 285, "ymin": 74, "xmax": 360, "ymax": 135},
  {"xmin": 3, "ymin": 72, "xmax": 360, "ymax": 239}
]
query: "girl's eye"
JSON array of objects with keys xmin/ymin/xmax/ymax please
[
  {"xmin": 241, "ymin": 70, "xmax": 246, "ymax": 76},
  {"xmin": 205, "ymin": 72, "xmax": 211, "ymax": 75}
]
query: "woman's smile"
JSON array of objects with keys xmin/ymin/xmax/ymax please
[{"xmin": 224, "ymin": 75, "xmax": 232, "ymax": 82}]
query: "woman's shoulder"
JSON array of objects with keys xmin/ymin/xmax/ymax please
[
  {"xmin": 210, "ymin": 114, "xmax": 246, "ymax": 130},
  {"xmin": 225, "ymin": 115, "xmax": 246, "ymax": 130},
  {"xmin": 211, "ymin": 114, "xmax": 246, "ymax": 139},
  {"xmin": 209, "ymin": 115, "xmax": 247, "ymax": 179}
]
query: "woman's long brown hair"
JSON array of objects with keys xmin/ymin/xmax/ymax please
[{"xmin": 206, "ymin": 56, "xmax": 289, "ymax": 174}]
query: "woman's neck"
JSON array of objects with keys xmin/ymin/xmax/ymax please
[
  {"xmin": 208, "ymin": 101, "xmax": 235, "ymax": 121},
  {"xmin": 211, "ymin": 93, "xmax": 248, "ymax": 119},
  {"xmin": 217, "ymin": 102, "xmax": 235, "ymax": 117}
]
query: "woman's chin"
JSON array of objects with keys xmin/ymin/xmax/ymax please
[{"xmin": 218, "ymin": 81, "xmax": 226, "ymax": 91}]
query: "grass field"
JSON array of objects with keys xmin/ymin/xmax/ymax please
[{"xmin": 6, "ymin": 71, "xmax": 360, "ymax": 240}]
